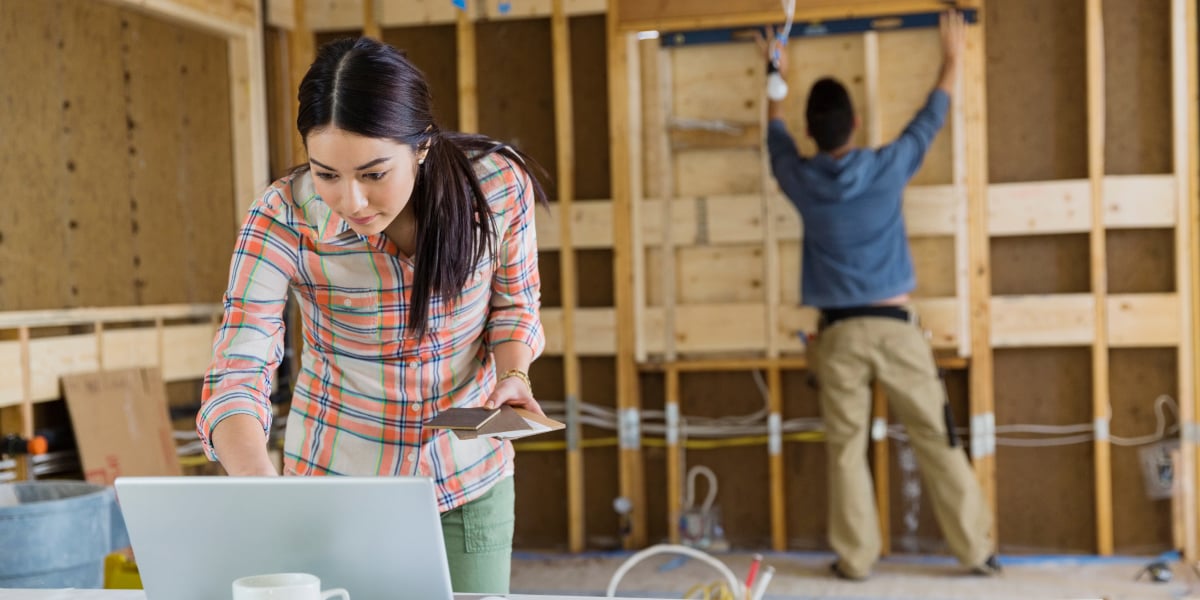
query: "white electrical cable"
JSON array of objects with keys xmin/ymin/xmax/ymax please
[
  {"xmin": 683, "ymin": 465, "xmax": 718, "ymax": 514},
  {"xmin": 604, "ymin": 544, "xmax": 743, "ymax": 599}
]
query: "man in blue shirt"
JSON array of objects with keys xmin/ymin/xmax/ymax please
[{"xmin": 763, "ymin": 12, "xmax": 997, "ymax": 580}]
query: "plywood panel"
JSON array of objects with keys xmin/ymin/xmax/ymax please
[
  {"xmin": 1102, "ymin": 0, "xmax": 1172, "ymax": 176},
  {"xmin": 878, "ymin": 27, "xmax": 952, "ymax": 186},
  {"xmin": 910, "ymin": 236, "xmax": 956, "ymax": 297},
  {"xmin": 61, "ymin": 1, "xmax": 136, "ymax": 308},
  {"xmin": 382, "ymin": 25, "xmax": 459, "ymax": 132},
  {"xmin": 0, "ymin": 0, "xmax": 68, "ymax": 310},
  {"xmin": 995, "ymin": 347, "xmax": 1095, "ymax": 553},
  {"xmin": 985, "ymin": 0, "xmax": 1087, "ymax": 183},
  {"xmin": 669, "ymin": 41, "xmax": 761, "ymax": 197},
  {"xmin": 570, "ymin": 15, "xmax": 610, "ymax": 200},
  {"xmin": 1107, "ymin": 229, "xmax": 1175, "ymax": 295},
  {"xmin": 127, "ymin": 13, "xmax": 187, "ymax": 305},
  {"xmin": 476, "ymin": 19, "xmax": 557, "ymax": 192},
  {"xmin": 781, "ymin": 369, "xmax": 827, "ymax": 550},
  {"xmin": 181, "ymin": 24, "xmax": 237, "ymax": 302},
  {"xmin": 1109, "ymin": 348, "xmax": 1176, "ymax": 554},
  {"xmin": 675, "ymin": 246, "xmax": 765, "ymax": 304},
  {"xmin": 676, "ymin": 370, "xmax": 773, "ymax": 547},
  {"xmin": 991, "ymin": 234, "xmax": 1091, "ymax": 295},
  {"xmin": 781, "ymin": 33, "xmax": 868, "ymax": 157}
]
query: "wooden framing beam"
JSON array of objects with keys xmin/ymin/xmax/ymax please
[
  {"xmin": 863, "ymin": 29, "xmax": 891, "ymax": 556},
  {"xmin": 550, "ymin": 0, "xmax": 586, "ymax": 555},
  {"xmin": 608, "ymin": 0, "xmax": 648, "ymax": 546},
  {"xmin": 289, "ymin": 0, "xmax": 314, "ymax": 173},
  {"xmin": 614, "ymin": 0, "xmax": 981, "ymax": 34},
  {"xmin": 456, "ymin": 5, "xmax": 478, "ymax": 133},
  {"xmin": 362, "ymin": 0, "xmax": 381, "ymax": 38},
  {"xmin": 1085, "ymin": 0, "xmax": 1113, "ymax": 556},
  {"xmin": 963, "ymin": 12, "xmax": 996, "ymax": 537},
  {"xmin": 665, "ymin": 366, "xmax": 682, "ymax": 545},
  {"xmin": 1172, "ymin": 0, "xmax": 1200, "ymax": 560},
  {"xmin": 657, "ymin": 48, "xmax": 678, "ymax": 361},
  {"xmin": 532, "ymin": 177, "xmax": 1179, "ymax": 251},
  {"xmin": 767, "ymin": 366, "xmax": 786, "ymax": 551},
  {"xmin": 0, "ymin": 306, "xmax": 223, "ymax": 408}
]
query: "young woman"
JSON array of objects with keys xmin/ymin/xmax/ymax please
[{"xmin": 196, "ymin": 36, "xmax": 547, "ymax": 593}]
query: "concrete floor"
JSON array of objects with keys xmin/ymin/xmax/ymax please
[{"xmin": 511, "ymin": 551, "xmax": 1199, "ymax": 599}]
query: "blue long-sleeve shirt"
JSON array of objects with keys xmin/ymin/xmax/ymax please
[{"xmin": 767, "ymin": 89, "xmax": 950, "ymax": 309}]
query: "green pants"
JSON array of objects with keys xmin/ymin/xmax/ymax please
[
  {"xmin": 815, "ymin": 315, "xmax": 993, "ymax": 578},
  {"xmin": 441, "ymin": 476, "xmax": 515, "ymax": 594}
]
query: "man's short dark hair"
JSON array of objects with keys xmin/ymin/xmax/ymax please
[{"xmin": 805, "ymin": 78, "xmax": 855, "ymax": 152}]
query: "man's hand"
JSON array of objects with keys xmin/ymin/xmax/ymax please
[
  {"xmin": 940, "ymin": 10, "xmax": 966, "ymax": 64},
  {"xmin": 754, "ymin": 26, "xmax": 789, "ymax": 76},
  {"xmin": 937, "ymin": 10, "xmax": 967, "ymax": 95}
]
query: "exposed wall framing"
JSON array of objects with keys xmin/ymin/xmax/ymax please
[
  {"xmin": 603, "ymin": 0, "xmax": 1199, "ymax": 558},
  {"xmin": 0, "ymin": 0, "xmax": 268, "ymax": 479}
]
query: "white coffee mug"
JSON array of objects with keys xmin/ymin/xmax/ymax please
[{"xmin": 232, "ymin": 572, "xmax": 349, "ymax": 600}]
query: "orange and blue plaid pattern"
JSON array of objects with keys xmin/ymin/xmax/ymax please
[{"xmin": 197, "ymin": 152, "xmax": 544, "ymax": 512}]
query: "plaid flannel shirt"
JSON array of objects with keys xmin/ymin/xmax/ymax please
[{"xmin": 197, "ymin": 152, "xmax": 544, "ymax": 512}]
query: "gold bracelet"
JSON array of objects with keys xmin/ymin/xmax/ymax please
[{"xmin": 499, "ymin": 369, "xmax": 532, "ymax": 393}]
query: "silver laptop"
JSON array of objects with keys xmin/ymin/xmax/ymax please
[{"xmin": 114, "ymin": 476, "xmax": 455, "ymax": 600}]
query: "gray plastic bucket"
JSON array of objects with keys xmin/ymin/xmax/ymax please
[{"xmin": 0, "ymin": 481, "xmax": 120, "ymax": 588}]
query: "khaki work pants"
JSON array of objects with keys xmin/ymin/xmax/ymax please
[{"xmin": 815, "ymin": 315, "xmax": 993, "ymax": 578}]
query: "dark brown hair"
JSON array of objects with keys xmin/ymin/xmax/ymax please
[{"xmin": 296, "ymin": 37, "xmax": 547, "ymax": 337}]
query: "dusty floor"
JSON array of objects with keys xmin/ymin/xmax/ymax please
[{"xmin": 511, "ymin": 551, "xmax": 1200, "ymax": 599}]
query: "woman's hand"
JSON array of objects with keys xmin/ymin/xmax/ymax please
[{"xmin": 485, "ymin": 375, "xmax": 545, "ymax": 416}]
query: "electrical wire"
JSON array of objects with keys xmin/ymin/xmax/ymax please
[
  {"xmin": 172, "ymin": 391, "xmax": 1180, "ymax": 454},
  {"xmin": 605, "ymin": 544, "xmax": 744, "ymax": 599}
]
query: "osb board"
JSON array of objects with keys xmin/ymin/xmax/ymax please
[
  {"xmin": 985, "ymin": 0, "xmax": 1087, "ymax": 183},
  {"xmin": 1106, "ymin": 230, "xmax": 1175, "ymax": 294},
  {"xmin": 990, "ymin": 234, "xmax": 1091, "ymax": 295},
  {"xmin": 517, "ymin": 356, "xmax": 619, "ymax": 549},
  {"xmin": 570, "ymin": 16, "xmax": 610, "ymax": 200},
  {"xmin": 0, "ymin": 0, "xmax": 235, "ymax": 311},
  {"xmin": 639, "ymin": 372, "xmax": 670, "ymax": 545},
  {"xmin": 180, "ymin": 23, "xmax": 237, "ymax": 302},
  {"xmin": 580, "ymin": 357, "xmax": 620, "ymax": 548},
  {"xmin": 538, "ymin": 247, "xmax": 616, "ymax": 309},
  {"xmin": 776, "ymin": 237, "xmax": 955, "ymax": 305},
  {"xmin": 675, "ymin": 371, "xmax": 776, "ymax": 548},
  {"xmin": 477, "ymin": 19, "xmax": 558, "ymax": 193},
  {"xmin": 381, "ymin": 25, "xmax": 460, "ymax": 132},
  {"xmin": 0, "ymin": 0, "xmax": 68, "ymax": 310},
  {"xmin": 994, "ymin": 348, "xmax": 1095, "ymax": 553},
  {"xmin": 61, "ymin": 1, "xmax": 137, "ymax": 308},
  {"xmin": 517, "ymin": 355, "xmax": 568, "ymax": 548},
  {"xmin": 886, "ymin": 369, "xmax": 970, "ymax": 555},
  {"xmin": 1102, "ymin": 0, "xmax": 1172, "ymax": 176},
  {"xmin": 781, "ymin": 369, "xmax": 828, "ymax": 551},
  {"xmin": 877, "ymin": 28, "xmax": 952, "ymax": 186},
  {"xmin": 265, "ymin": 28, "xmax": 294, "ymax": 179},
  {"xmin": 668, "ymin": 41, "xmax": 762, "ymax": 197},
  {"xmin": 780, "ymin": 34, "xmax": 868, "ymax": 157},
  {"xmin": 1108, "ymin": 348, "xmax": 1175, "ymax": 554}
]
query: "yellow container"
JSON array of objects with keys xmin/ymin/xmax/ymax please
[{"xmin": 103, "ymin": 552, "xmax": 143, "ymax": 590}]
